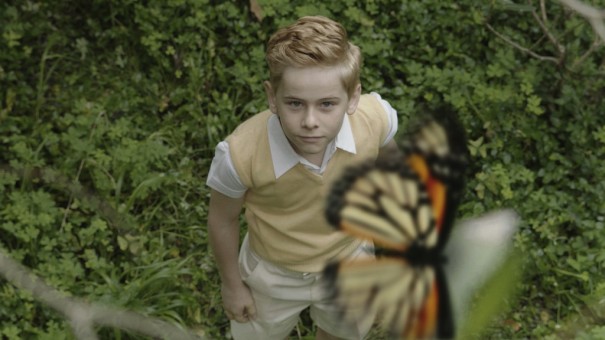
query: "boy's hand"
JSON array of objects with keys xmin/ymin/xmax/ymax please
[{"xmin": 221, "ymin": 281, "xmax": 257, "ymax": 323}]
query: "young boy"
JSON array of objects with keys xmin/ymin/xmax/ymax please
[{"xmin": 206, "ymin": 16, "xmax": 398, "ymax": 339}]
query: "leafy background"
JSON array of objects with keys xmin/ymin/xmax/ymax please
[{"xmin": 1, "ymin": 0, "xmax": 604, "ymax": 338}]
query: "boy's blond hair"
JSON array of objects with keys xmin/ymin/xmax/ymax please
[{"xmin": 265, "ymin": 16, "xmax": 362, "ymax": 97}]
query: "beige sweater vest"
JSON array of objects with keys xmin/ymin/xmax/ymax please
[{"xmin": 226, "ymin": 94, "xmax": 390, "ymax": 272}]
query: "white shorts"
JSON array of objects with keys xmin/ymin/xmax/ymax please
[{"xmin": 230, "ymin": 234, "xmax": 374, "ymax": 340}]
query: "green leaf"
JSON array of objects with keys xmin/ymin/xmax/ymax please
[{"xmin": 117, "ymin": 235, "xmax": 128, "ymax": 251}]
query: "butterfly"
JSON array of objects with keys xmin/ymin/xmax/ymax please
[{"xmin": 323, "ymin": 111, "xmax": 518, "ymax": 339}]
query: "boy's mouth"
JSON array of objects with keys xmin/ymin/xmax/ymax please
[{"xmin": 299, "ymin": 136, "xmax": 322, "ymax": 143}]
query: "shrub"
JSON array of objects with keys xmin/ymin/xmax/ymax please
[{"xmin": 1, "ymin": 0, "xmax": 604, "ymax": 338}]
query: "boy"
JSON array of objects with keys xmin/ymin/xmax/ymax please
[{"xmin": 206, "ymin": 16, "xmax": 398, "ymax": 339}]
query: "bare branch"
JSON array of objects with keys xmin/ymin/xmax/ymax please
[
  {"xmin": 0, "ymin": 250, "xmax": 204, "ymax": 340},
  {"xmin": 559, "ymin": 0, "xmax": 605, "ymax": 19},
  {"xmin": 540, "ymin": 0, "xmax": 549, "ymax": 24},
  {"xmin": 485, "ymin": 23, "xmax": 560, "ymax": 64},
  {"xmin": 531, "ymin": 2, "xmax": 566, "ymax": 59},
  {"xmin": 572, "ymin": 37, "xmax": 604, "ymax": 69},
  {"xmin": 0, "ymin": 164, "xmax": 209, "ymax": 338},
  {"xmin": 559, "ymin": 0, "xmax": 605, "ymax": 42}
]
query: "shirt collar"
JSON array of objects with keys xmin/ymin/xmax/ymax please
[{"xmin": 267, "ymin": 114, "xmax": 357, "ymax": 179}]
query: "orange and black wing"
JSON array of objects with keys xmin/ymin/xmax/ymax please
[
  {"xmin": 326, "ymin": 112, "xmax": 467, "ymax": 252},
  {"xmin": 326, "ymin": 158, "xmax": 440, "ymax": 252},
  {"xmin": 323, "ymin": 159, "xmax": 454, "ymax": 338},
  {"xmin": 324, "ymin": 257, "xmax": 453, "ymax": 338},
  {"xmin": 324, "ymin": 112, "xmax": 467, "ymax": 338},
  {"xmin": 401, "ymin": 112, "xmax": 468, "ymax": 249}
]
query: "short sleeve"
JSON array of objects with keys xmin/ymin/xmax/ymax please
[
  {"xmin": 206, "ymin": 141, "xmax": 247, "ymax": 198},
  {"xmin": 370, "ymin": 92, "xmax": 398, "ymax": 146}
]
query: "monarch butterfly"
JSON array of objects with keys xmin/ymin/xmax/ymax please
[{"xmin": 323, "ymin": 112, "xmax": 518, "ymax": 339}]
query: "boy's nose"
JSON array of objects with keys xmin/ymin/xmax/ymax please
[{"xmin": 302, "ymin": 109, "xmax": 319, "ymax": 129}]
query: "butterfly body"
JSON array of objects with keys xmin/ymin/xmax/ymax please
[{"xmin": 376, "ymin": 245, "xmax": 446, "ymax": 267}]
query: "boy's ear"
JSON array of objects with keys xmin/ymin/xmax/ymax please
[
  {"xmin": 347, "ymin": 83, "xmax": 362, "ymax": 114},
  {"xmin": 264, "ymin": 81, "xmax": 277, "ymax": 113}
]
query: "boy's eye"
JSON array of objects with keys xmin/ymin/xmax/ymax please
[
  {"xmin": 287, "ymin": 101, "xmax": 303, "ymax": 108},
  {"xmin": 321, "ymin": 101, "xmax": 336, "ymax": 108}
]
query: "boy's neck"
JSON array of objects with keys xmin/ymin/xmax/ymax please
[{"xmin": 304, "ymin": 152, "xmax": 325, "ymax": 167}]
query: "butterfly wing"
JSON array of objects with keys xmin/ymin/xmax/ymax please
[
  {"xmin": 324, "ymin": 112, "xmax": 468, "ymax": 338},
  {"xmin": 324, "ymin": 258, "xmax": 452, "ymax": 339},
  {"xmin": 401, "ymin": 112, "xmax": 468, "ymax": 249},
  {"xmin": 326, "ymin": 111, "xmax": 468, "ymax": 252},
  {"xmin": 326, "ymin": 159, "xmax": 440, "ymax": 252},
  {"xmin": 324, "ymin": 157, "xmax": 453, "ymax": 338}
]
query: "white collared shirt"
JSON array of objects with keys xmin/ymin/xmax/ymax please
[{"xmin": 206, "ymin": 92, "xmax": 398, "ymax": 198}]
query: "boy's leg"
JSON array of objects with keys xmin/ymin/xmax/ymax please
[{"xmin": 231, "ymin": 234, "xmax": 313, "ymax": 339}]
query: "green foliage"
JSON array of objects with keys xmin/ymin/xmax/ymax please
[{"xmin": 1, "ymin": 0, "xmax": 605, "ymax": 338}]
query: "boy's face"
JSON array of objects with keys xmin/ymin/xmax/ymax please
[{"xmin": 265, "ymin": 66, "xmax": 361, "ymax": 165}]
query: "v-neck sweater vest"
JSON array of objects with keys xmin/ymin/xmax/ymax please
[{"xmin": 226, "ymin": 94, "xmax": 389, "ymax": 272}]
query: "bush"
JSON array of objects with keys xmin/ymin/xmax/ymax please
[{"xmin": 1, "ymin": 0, "xmax": 604, "ymax": 338}]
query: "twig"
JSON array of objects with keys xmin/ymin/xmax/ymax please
[
  {"xmin": 559, "ymin": 0, "xmax": 605, "ymax": 42},
  {"xmin": 540, "ymin": 0, "xmax": 549, "ymax": 24},
  {"xmin": 530, "ymin": 1, "xmax": 566, "ymax": 60},
  {"xmin": 0, "ymin": 250, "xmax": 203, "ymax": 340},
  {"xmin": 485, "ymin": 23, "xmax": 560, "ymax": 64},
  {"xmin": 559, "ymin": 0, "xmax": 605, "ymax": 19},
  {"xmin": 0, "ymin": 164, "xmax": 205, "ymax": 338},
  {"xmin": 572, "ymin": 37, "xmax": 604, "ymax": 69}
]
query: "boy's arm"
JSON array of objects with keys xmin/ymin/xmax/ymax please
[{"xmin": 207, "ymin": 189, "xmax": 256, "ymax": 323}]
